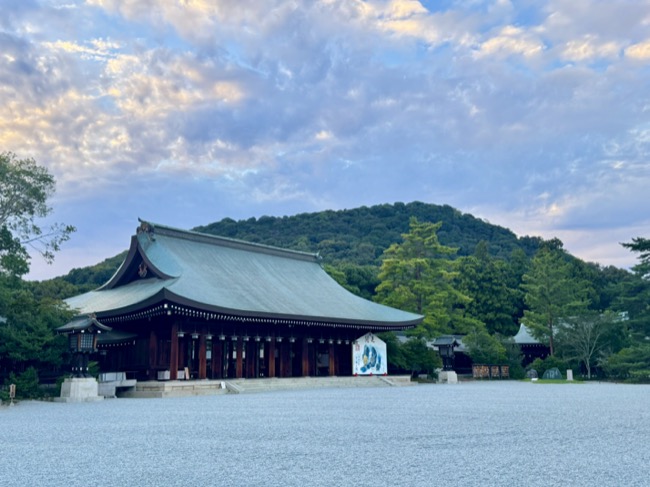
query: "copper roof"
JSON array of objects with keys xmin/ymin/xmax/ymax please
[{"xmin": 65, "ymin": 220, "xmax": 423, "ymax": 330}]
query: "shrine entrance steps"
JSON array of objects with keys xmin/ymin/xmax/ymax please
[{"xmin": 118, "ymin": 375, "xmax": 414, "ymax": 398}]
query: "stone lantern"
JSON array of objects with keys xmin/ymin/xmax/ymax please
[
  {"xmin": 55, "ymin": 314, "xmax": 111, "ymax": 402},
  {"xmin": 433, "ymin": 335, "xmax": 460, "ymax": 384}
]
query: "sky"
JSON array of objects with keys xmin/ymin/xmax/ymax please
[{"xmin": 2, "ymin": 0, "xmax": 649, "ymax": 281}]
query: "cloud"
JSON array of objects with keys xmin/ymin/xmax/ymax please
[
  {"xmin": 476, "ymin": 25, "xmax": 545, "ymax": 58},
  {"xmin": 625, "ymin": 40, "xmax": 650, "ymax": 60},
  {"xmin": 0, "ymin": 0, "xmax": 646, "ymax": 280}
]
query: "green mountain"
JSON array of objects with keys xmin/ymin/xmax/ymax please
[
  {"xmin": 51, "ymin": 201, "xmax": 542, "ymax": 296},
  {"xmin": 195, "ymin": 201, "xmax": 541, "ymax": 264}
]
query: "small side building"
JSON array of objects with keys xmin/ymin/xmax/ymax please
[
  {"xmin": 512, "ymin": 323, "xmax": 549, "ymax": 366},
  {"xmin": 64, "ymin": 220, "xmax": 423, "ymax": 380}
]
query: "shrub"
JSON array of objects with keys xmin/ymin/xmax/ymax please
[
  {"xmin": 4, "ymin": 367, "xmax": 42, "ymax": 399},
  {"xmin": 602, "ymin": 344, "xmax": 650, "ymax": 382},
  {"xmin": 528, "ymin": 356, "xmax": 569, "ymax": 379}
]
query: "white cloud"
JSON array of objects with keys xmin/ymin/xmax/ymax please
[
  {"xmin": 560, "ymin": 35, "xmax": 620, "ymax": 62},
  {"xmin": 3, "ymin": 0, "xmax": 650, "ymax": 280},
  {"xmin": 476, "ymin": 25, "xmax": 544, "ymax": 58},
  {"xmin": 625, "ymin": 40, "xmax": 650, "ymax": 60}
]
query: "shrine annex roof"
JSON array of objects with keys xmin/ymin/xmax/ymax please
[{"xmin": 65, "ymin": 220, "xmax": 423, "ymax": 330}]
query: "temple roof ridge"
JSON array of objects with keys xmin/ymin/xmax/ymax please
[{"xmin": 138, "ymin": 218, "xmax": 320, "ymax": 263}]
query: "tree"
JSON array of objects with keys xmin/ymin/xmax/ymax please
[
  {"xmin": 323, "ymin": 263, "xmax": 379, "ymax": 300},
  {"xmin": 616, "ymin": 238, "xmax": 650, "ymax": 342},
  {"xmin": 0, "ymin": 153, "xmax": 75, "ymax": 382},
  {"xmin": 456, "ymin": 242, "xmax": 520, "ymax": 336},
  {"xmin": 463, "ymin": 326, "xmax": 507, "ymax": 365},
  {"xmin": 0, "ymin": 281, "xmax": 72, "ymax": 380},
  {"xmin": 0, "ymin": 152, "xmax": 75, "ymax": 276},
  {"xmin": 556, "ymin": 311, "xmax": 627, "ymax": 379},
  {"xmin": 521, "ymin": 243, "xmax": 592, "ymax": 355},
  {"xmin": 380, "ymin": 333, "xmax": 441, "ymax": 377},
  {"xmin": 375, "ymin": 218, "xmax": 477, "ymax": 337},
  {"xmin": 602, "ymin": 344, "xmax": 650, "ymax": 383},
  {"xmin": 622, "ymin": 237, "xmax": 650, "ymax": 279}
]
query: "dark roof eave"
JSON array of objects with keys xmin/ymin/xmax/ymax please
[
  {"xmin": 92, "ymin": 288, "xmax": 422, "ymax": 330},
  {"xmin": 56, "ymin": 315, "xmax": 113, "ymax": 334},
  {"xmin": 160, "ymin": 290, "xmax": 423, "ymax": 329}
]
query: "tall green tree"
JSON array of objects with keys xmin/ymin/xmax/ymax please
[
  {"xmin": 521, "ymin": 243, "xmax": 592, "ymax": 355},
  {"xmin": 0, "ymin": 283, "xmax": 72, "ymax": 379},
  {"xmin": 622, "ymin": 237, "xmax": 650, "ymax": 279},
  {"xmin": 615, "ymin": 237, "xmax": 650, "ymax": 341},
  {"xmin": 0, "ymin": 153, "xmax": 75, "ymax": 382},
  {"xmin": 375, "ymin": 218, "xmax": 478, "ymax": 337},
  {"xmin": 0, "ymin": 152, "xmax": 75, "ymax": 277},
  {"xmin": 456, "ymin": 241, "xmax": 520, "ymax": 336}
]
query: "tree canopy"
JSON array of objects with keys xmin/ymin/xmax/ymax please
[
  {"xmin": 375, "ymin": 218, "xmax": 480, "ymax": 337},
  {"xmin": 521, "ymin": 244, "xmax": 593, "ymax": 355},
  {"xmin": 0, "ymin": 152, "xmax": 75, "ymax": 277},
  {"xmin": 622, "ymin": 237, "xmax": 650, "ymax": 279},
  {"xmin": 0, "ymin": 153, "xmax": 75, "ymax": 390}
]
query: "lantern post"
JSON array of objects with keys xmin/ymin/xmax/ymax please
[{"xmin": 55, "ymin": 314, "xmax": 112, "ymax": 402}]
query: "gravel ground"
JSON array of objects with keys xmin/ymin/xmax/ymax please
[{"xmin": 1, "ymin": 381, "xmax": 649, "ymax": 487}]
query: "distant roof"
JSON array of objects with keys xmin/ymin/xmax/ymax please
[
  {"xmin": 65, "ymin": 220, "xmax": 423, "ymax": 330},
  {"xmin": 432, "ymin": 335, "xmax": 461, "ymax": 347},
  {"xmin": 57, "ymin": 315, "xmax": 112, "ymax": 334},
  {"xmin": 512, "ymin": 323, "xmax": 541, "ymax": 345},
  {"xmin": 396, "ymin": 334, "xmax": 468, "ymax": 353}
]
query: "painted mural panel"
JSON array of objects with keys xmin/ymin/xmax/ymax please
[{"xmin": 352, "ymin": 333, "xmax": 387, "ymax": 375}]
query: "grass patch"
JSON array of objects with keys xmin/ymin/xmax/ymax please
[{"xmin": 522, "ymin": 379, "xmax": 583, "ymax": 384}]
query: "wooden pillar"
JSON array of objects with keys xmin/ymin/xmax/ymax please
[
  {"xmin": 198, "ymin": 332, "xmax": 207, "ymax": 380},
  {"xmin": 329, "ymin": 342, "xmax": 336, "ymax": 376},
  {"xmin": 268, "ymin": 339, "xmax": 276, "ymax": 378},
  {"xmin": 213, "ymin": 340, "xmax": 223, "ymax": 379},
  {"xmin": 236, "ymin": 338, "xmax": 243, "ymax": 378},
  {"xmin": 178, "ymin": 336, "xmax": 186, "ymax": 376},
  {"xmin": 279, "ymin": 341, "xmax": 289, "ymax": 377},
  {"xmin": 148, "ymin": 329, "xmax": 158, "ymax": 380},
  {"xmin": 170, "ymin": 323, "xmax": 179, "ymax": 380},
  {"xmin": 248, "ymin": 340, "xmax": 258, "ymax": 378},
  {"xmin": 302, "ymin": 337, "xmax": 310, "ymax": 377}
]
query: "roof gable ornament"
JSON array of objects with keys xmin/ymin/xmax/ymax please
[
  {"xmin": 99, "ymin": 220, "xmax": 179, "ymax": 289},
  {"xmin": 137, "ymin": 219, "xmax": 155, "ymax": 241}
]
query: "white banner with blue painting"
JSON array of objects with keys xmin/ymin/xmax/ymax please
[{"xmin": 352, "ymin": 332, "xmax": 387, "ymax": 375}]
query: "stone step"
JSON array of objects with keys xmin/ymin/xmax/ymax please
[{"xmin": 120, "ymin": 375, "xmax": 414, "ymax": 398}]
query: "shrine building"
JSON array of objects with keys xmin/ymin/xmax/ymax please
[{"xmin": 64, "ymin": 220, "xmax": 423, "ymax": 381}]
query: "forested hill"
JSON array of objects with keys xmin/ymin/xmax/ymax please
[
  {"xmin": 194, "ymin": 201, "xmax": 542, "ymax": 265},
  {"xmin": 54, "ymin": 201, "xmax": 542, "ymax": 294}
]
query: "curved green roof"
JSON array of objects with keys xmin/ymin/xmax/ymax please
[{"xmin": 66, "ymin": 220, "xmax": 423, "ymax": 330}]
